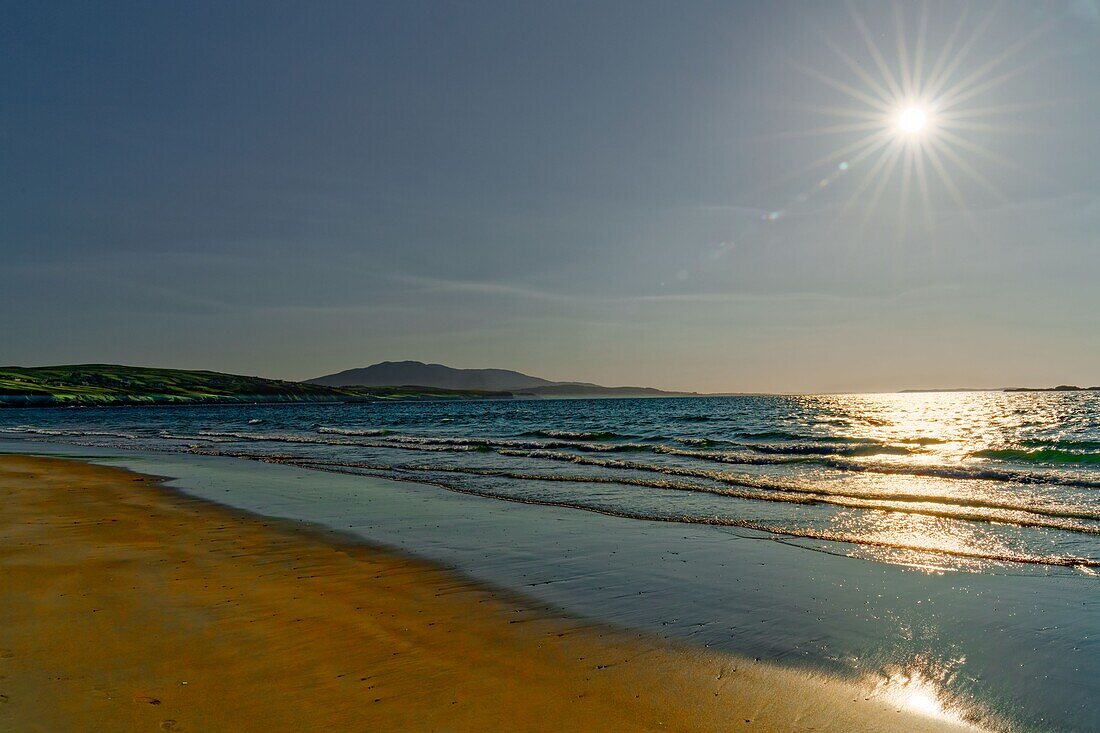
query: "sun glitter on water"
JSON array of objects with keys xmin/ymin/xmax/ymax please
[{"xmin": 870, "ymin": 666, "xmax": 971, "ymax": 725}]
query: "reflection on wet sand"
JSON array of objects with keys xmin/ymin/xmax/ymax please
[{"xmin": 0, "ymin": 454, "xmax": 986, "ymax": 732}]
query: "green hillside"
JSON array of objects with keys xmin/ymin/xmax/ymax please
[{"xmin": 0, "ymin": 365, "xmax": 511, "ymax": 407}]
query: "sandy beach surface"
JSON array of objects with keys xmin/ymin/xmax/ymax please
[{"xmin": 0, "ymin": 454, "xmax": 978, "ymax": 732}]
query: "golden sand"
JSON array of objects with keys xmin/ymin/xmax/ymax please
[{"xmin": 0, "ymin": 455, "xmax": 976, "ymax": 732}]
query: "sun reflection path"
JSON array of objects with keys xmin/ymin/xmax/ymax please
[{"xmin": 787, "ymin": 391, "xmax": 1100, "ymax": 574}]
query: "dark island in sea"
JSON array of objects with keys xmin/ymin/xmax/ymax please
[
  {"xmin": 901, "ymin": 385, "xmax": 1099, "ymax": 393},
  {"xmin": 1002, "ymin": 385, "xmax": 1100, "ymax": 392},
  {"xmin": 0, "ymin": 362, "xmax": 688, "ymax": 408}
]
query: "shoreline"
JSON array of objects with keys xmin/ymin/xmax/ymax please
[{"xmin": 0, "ymin": 453, "xmax": 978, "ymax": 732}]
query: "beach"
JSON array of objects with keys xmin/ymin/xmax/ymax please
[
  {"xmin": 0, "ymin": 453, "xmax": 982, "ymax": 732},
  {"xmin": 8, "ymin": 0, "xmax": 1094, "ymax": 728}
]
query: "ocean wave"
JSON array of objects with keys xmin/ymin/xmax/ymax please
[
  {"xmin": 732, "ymin": 429, "xmax": 805, "ymax": 441},
  {"xmin": 653, "ymin": 445, "xmax": 808, "ymax": 465},
  {"xmin": 656, "ymin": 442, "xmax": 1100, "ymax": 490},
  {"xmin": 200, "ymin": 429, "xmax": 890, "ymax": 466},
  {"xmin": 971, "ymin": 448, "xmax": 1100, "ymax": 465},
  {"xmin": 180, "ymin": 429, "xmax": 1100, "ymax": 493},
  {"xmin": 0, "ymin": 425, "xmax": 137, "ymax": 440},
  {"xmin": 368, "ymin": 462, "xmax": 1100, "ymax": 535},
  {"xmin": 671, "ymin": 437, "xmax": 717, "ymax": 446},
  {"xmin": 161, "ymin": 431, "xmax": 240, "ymax": 443},
  {"xmin": 522, "ymin": 429, "xmax": 628, "ymax": 441},
  {"xmin": 658, "ymin": 436, "xmax": 915, "ymax": 457},
  {"xmin": 191, "ymin": 430, "xmax": 490, "ymax": 452},
  {"xmin": 316, "ymin": 426, "xmax": 390, "ymax": 436},
  {"xmin": 733, "ymin": 430, "xmax": 871, "ymax": 444},
  {"xmin": 745, "ymin": 442, "xmax": 914, "ymax": 457},
  {"xmin": 193, "ymin": 429, "xmax": 655, "ymax": 454},
  {"xmin": 821, "ymin": 458, "xmax": 1100, "ymax": 489},
  {"xmin": 376, "ymin": 434, "xmax": 654, "ymax": 453},
  {"xmin": 494, "ymin": 448, "xmax": 1100, "ymax": 523},
  {"xmin": 285, "ymin": 460, "xmax": 1100, "ymax": 572},
  {"xmin": 1021, "ymin": 439, "xmax": 1100, "ymax": 451}
]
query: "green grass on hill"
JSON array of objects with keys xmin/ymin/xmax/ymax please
[{"xmin": 0, "ymin": 365, "xmax": 512, "ymax": 407}]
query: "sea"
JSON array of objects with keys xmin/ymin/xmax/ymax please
[
  {"xmin": 2, "ymin": 391, "xmax": 1098, "ymax": 731},
  {"xmin": 4, "ymin": 391, "xmax": 1099, "ymax": 573}
]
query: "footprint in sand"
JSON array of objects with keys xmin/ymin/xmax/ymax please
[{"xmin": 160, "ymin": 720, "xmax": 182, "ymax": 731}]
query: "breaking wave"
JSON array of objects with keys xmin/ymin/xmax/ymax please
[
  {"xmin": 0, "ymin": 425, "xmax": 137, "ymax": 440},
  {"xmin": 971, "ymin": 448, "xmax": 1100, "ymax": 465}
]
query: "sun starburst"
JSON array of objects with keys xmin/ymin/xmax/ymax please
[{"xmin": 770, "ymin": 1, "xmax": 1058, "ymax": 233}]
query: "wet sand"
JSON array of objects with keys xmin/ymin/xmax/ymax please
[{"xmin": 0, "ymin": 455, "xmax": 976, "ymax": 732}]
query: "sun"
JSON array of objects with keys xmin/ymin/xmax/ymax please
[
  {"xmin": 768, "ymin": 2, "xmax": 1051, "ymax": 231},
  {"xmin": 897, "ymin": 106, "xmax": 928, "ymax": 135}
]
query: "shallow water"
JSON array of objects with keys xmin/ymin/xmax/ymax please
[
  {"xmin": 3, "ymin": 440, "xmax": 1096, "ymax": 732},
  {"xmin": 4, "ymin": 392, "xmax": 1100, "ymax": 573}
]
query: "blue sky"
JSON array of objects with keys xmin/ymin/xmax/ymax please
[{"xmin": 3, "ymin": 1, "xmax": 1098, "ymax": 392}]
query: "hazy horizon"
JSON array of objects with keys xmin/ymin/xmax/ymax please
[{"xmin": 4, "ymin": 1, "xmax": 1099, "ymax": 393}]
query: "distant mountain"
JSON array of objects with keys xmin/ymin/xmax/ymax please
[
  {"xmin": 0, "ymin": 364, "xmax": 511, "ymax": 408},
  {"xmin": 308, "ymin": 361, "xmax": 689, "ymax": 397},
  {"xmin": 309, "ymin": 361, "xmax": 556, "ymax": 391}
]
